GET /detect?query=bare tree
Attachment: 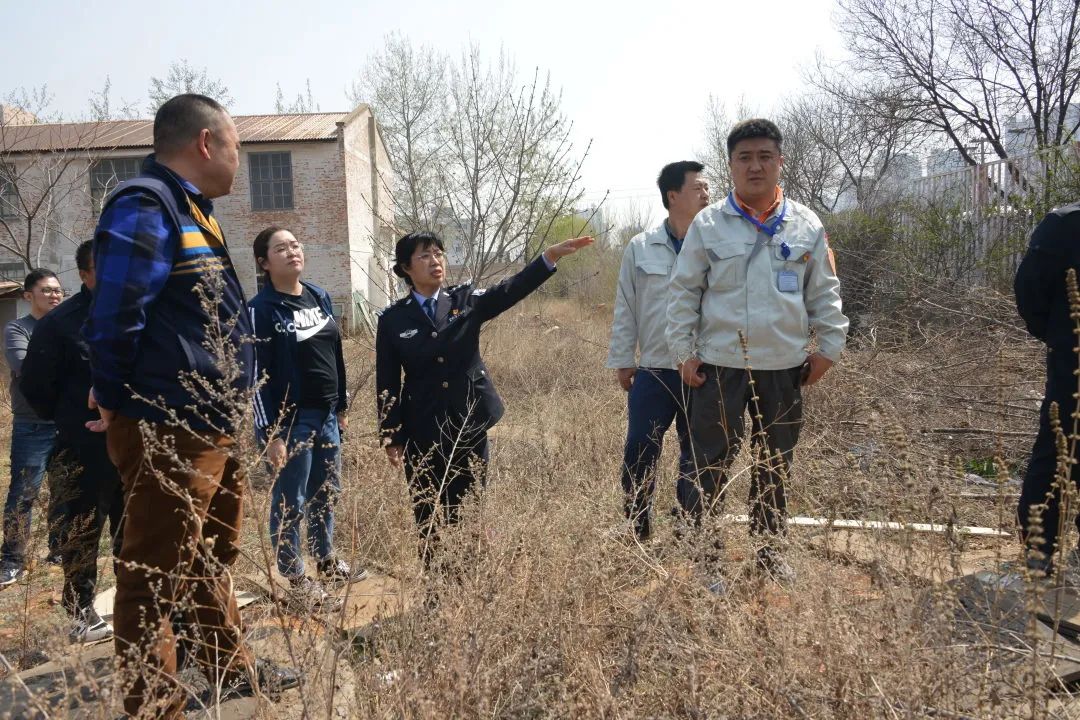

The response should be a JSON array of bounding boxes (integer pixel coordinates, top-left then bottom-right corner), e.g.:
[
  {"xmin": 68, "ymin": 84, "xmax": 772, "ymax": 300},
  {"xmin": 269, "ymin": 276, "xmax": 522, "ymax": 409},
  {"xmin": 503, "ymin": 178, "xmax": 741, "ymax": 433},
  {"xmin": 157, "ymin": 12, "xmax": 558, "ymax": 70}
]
[
  {"xmin": 350, "ymin": 34, "xmax": 449, "ymax": 238},
  {"xmin": 697, "ymin": 94, "xmax": 758, "ymax": 196},
  {"xmin": 352, "ymin": 36, "xmax": 588, "ymax": 283},
  {"xmin": 833, "ymin": 0, "xmax": 1080, "ymax": 165},
  {"xmin": 148, "ymin": 60, "xmax": 233, "ymax": 113},
  {"xmin": 0, "ymin": 88, "xmax": 105, "ymax": 270},
  {"xmin": 779, "ymin": 90, "xmax": 924, "ymax": 213},
  {"xmin": 775, "ymin": 95, "xmax": 849, "ymax": 214},
  {"xmin": 611, "ymin": 200, "xmax": 656, "ymax": 249},
  {"xmin": 88, "ymin": 76, "xmax": 138, "ymax": 121},
  {"xmin": 275, "ymin": 80, "xmax": 319, "ymax": 114}
]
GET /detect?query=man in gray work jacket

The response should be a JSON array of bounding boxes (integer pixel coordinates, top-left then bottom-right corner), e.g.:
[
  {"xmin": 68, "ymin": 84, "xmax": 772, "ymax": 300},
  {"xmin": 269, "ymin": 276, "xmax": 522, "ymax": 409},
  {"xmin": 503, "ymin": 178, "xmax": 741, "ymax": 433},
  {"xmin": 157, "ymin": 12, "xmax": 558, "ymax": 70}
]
[
  {"xmin": 667, "ymin": 119, "xmax": 848, "ymax": 583},
  {"xmin": 607, "ymin": 161, "xmax": 710, "ymax": 541}
]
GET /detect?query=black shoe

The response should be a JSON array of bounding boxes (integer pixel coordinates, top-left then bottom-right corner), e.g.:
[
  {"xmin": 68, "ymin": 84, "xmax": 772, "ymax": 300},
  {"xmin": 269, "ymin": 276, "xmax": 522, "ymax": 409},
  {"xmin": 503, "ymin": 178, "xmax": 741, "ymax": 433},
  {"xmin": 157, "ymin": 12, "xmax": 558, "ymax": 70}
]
[
  {"xmin": 756, "ymin": 547, "xmax": 796, "ymax": 585},
  {"xmin": 317, "ymin": 557, "xmax": 369, "ymax": 584},
  {"xmin": 222, "ymin": 658, "xmax": 302, "ymax": 702},
  {"xmin": 45, "ymin": 552, "xmax": 63, "ymax": 566},
  {"xmin": 634, "ymin": 514, "xmax": 652, "ymax": 542},
  {"xmin": 671, "ymin": 506, "xmax": 700, "ymax": 543},
  {"xmin": 0, "ymin": 564, "xmax": 26, "ymax": 588}
]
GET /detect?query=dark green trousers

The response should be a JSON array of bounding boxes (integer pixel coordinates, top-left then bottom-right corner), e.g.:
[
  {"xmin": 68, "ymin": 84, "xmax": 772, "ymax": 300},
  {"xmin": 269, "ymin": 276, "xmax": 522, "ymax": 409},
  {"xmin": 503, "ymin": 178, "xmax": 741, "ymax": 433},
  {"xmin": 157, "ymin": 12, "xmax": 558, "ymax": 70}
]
[{"xmin": 678, "ymin": 364, "xmax": 804, "ymax": 537}]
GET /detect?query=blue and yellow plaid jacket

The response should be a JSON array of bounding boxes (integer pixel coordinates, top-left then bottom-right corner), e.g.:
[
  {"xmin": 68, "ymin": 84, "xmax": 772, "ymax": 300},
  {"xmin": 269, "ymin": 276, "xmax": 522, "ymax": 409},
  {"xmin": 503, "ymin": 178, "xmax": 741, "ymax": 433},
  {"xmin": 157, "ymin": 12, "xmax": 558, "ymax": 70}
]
[{"xmin": 83, "ymin": 155, "xmax": 254, "ymax": 432}]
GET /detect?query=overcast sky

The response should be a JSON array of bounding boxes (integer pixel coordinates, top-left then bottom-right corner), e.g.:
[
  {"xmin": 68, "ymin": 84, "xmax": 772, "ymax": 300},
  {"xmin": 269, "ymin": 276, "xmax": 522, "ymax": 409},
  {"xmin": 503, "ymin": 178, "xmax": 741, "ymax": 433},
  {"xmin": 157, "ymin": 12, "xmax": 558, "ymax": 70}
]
[{"xmin": 7, "ymin": 0, "xmax": 844, "ymax": 222}]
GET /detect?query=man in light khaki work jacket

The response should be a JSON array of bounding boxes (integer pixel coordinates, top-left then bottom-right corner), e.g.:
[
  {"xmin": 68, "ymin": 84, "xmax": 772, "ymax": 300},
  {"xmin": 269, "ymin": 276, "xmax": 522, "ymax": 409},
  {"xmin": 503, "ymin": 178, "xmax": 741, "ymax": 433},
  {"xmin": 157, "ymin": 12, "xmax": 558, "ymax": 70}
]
[
  {"xmin": 607, "ymin": 161, "xmax": 710, "ymax": 542},
  {"xmin": 666, "ymin": 118, "xmax": 848, "ymax": 584}
]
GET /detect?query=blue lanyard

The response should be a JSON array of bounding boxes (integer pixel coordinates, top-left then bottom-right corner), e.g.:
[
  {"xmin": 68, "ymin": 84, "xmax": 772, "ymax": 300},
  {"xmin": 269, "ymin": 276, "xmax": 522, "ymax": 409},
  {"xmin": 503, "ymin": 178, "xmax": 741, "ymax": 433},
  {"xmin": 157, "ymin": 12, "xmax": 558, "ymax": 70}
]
[{"xmin": 728, "ymin": 192, "xmax": 786, "ymax": 238}]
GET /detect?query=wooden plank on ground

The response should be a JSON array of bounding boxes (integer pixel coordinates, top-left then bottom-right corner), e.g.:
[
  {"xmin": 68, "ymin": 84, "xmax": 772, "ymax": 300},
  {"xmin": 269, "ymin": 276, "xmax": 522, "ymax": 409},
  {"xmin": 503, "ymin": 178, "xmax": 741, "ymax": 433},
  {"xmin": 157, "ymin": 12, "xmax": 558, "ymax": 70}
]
[
  {"xmin": 332, "ymin": 573, "xmax": 415, "ymax": 634},
  {"xmin": 93, "ymin": 586, "xmax": 259, "ymax": 622},
  {"xmin": 241, "ymin": 571, "xmax": 416, "ymax": 634}
]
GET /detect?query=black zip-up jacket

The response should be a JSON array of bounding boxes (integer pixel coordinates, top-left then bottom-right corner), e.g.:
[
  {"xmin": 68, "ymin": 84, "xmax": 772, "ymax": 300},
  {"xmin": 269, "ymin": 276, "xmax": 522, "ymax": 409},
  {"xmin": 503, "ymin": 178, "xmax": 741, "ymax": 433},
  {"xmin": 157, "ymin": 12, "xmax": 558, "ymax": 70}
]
[
  {"xmin": 1015, "ymin": 202, "xmax": 1080, "ymax": 350},
  {"xmin": 20, "ymin": 286, "xmax": 98, "ymax": 443}
]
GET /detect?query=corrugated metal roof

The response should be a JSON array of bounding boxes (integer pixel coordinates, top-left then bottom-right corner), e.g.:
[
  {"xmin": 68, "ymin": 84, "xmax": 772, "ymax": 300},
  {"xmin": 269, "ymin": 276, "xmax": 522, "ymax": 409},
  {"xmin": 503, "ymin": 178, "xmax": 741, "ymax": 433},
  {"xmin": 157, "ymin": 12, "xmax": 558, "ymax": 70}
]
[
  {"xmin": 1, "ymin": 112, "xmax": 350, "ymax": 153},
  {"xmin": 235, "ymin": 113, "xmax": 348, "ymax": 142}
]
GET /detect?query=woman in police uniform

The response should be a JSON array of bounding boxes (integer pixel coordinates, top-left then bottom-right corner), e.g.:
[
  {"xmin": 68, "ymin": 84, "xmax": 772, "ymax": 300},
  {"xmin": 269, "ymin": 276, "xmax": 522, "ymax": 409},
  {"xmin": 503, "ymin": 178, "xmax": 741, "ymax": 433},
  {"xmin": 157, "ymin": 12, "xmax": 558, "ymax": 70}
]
[{"xmin": 376, "ymin": 231, "xmax": 591, "ymax": 559}]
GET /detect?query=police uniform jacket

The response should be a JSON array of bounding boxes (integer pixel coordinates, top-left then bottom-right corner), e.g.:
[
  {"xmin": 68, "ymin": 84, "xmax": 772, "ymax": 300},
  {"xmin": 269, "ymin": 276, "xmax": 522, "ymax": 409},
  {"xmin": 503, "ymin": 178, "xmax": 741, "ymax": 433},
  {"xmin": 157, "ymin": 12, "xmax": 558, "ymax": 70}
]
[
  {"xmin": 376, "ymin": 256, "xmax": 556, "ymax": 448},
  {"xmin": 1015, "ymin": 202, "xmax": 1080, "ymax": 351}
]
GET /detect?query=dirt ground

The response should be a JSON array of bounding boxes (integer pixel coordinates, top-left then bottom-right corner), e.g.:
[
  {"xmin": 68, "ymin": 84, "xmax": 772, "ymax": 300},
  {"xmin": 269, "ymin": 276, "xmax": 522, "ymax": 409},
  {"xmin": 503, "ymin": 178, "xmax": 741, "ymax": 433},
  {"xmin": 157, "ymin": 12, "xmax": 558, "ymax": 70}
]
[{"xmin": 1, "ymin": 291, "xmax": 1072, "ymax": 719}]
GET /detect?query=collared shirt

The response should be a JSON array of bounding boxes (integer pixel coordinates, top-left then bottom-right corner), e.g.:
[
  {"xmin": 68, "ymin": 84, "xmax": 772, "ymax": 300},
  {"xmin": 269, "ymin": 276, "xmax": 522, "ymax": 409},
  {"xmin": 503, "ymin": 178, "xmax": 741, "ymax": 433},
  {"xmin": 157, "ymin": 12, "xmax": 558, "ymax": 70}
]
[
  {"xmin": 411, "ymin": 288, "xmax": 441, "ymax": 325},
  {"xmin": 664, "ymin": 220, "xmax": 684, "ymax": 255},
  {"xmin": 734, "ymin": 186, "xmax": 783, "ymax": 223},
  {"xmin": 411, "ymin": 287, "xmax": 441, "ymax": 308}
]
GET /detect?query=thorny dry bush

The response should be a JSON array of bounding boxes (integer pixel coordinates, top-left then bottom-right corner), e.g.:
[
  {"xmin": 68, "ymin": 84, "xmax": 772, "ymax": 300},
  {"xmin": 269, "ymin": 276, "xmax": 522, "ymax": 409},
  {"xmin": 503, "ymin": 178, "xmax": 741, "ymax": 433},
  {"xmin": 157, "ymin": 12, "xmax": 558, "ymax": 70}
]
[{"xmin": 4, "ymin": 255, "xmax": 1080, "ymax": 718}]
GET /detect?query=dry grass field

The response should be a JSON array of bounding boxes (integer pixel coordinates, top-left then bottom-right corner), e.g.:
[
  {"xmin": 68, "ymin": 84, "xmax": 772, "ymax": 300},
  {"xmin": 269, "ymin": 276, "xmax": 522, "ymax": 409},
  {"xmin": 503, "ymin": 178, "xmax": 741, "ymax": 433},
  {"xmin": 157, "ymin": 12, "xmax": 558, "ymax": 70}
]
[{"xmin": 1, "ymin": 282, "xmax": 1075, "ymax": 719}]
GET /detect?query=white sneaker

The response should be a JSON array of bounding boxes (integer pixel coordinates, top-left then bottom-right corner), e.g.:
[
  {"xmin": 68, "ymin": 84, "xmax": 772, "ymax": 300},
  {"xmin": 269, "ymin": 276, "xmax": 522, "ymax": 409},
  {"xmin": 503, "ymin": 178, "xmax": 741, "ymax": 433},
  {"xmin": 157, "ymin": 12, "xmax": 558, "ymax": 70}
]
[{"xmin": 70, "ymin": 608, "xmax": 113, "ymax": 643}]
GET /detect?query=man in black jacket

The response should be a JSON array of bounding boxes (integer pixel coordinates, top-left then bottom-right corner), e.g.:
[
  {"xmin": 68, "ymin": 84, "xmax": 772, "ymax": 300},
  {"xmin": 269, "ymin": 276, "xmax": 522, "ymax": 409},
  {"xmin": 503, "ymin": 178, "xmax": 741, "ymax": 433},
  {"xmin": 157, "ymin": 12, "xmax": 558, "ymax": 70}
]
[
  {"xmin": 1015, "ymin": 202, "xmax": 1080, "ymax": 574},
  {"xmin": 21, "ymin": 241, "xmax": 121, "ymax": 642}
]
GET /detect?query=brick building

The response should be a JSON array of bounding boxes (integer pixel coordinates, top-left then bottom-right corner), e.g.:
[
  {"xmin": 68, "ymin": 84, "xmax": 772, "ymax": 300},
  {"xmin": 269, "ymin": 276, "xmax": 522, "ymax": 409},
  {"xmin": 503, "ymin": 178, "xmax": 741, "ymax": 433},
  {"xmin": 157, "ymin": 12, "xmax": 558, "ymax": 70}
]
[{"xmin": 0, "ymin": 106, "xmax": 396, "ymax": 330}]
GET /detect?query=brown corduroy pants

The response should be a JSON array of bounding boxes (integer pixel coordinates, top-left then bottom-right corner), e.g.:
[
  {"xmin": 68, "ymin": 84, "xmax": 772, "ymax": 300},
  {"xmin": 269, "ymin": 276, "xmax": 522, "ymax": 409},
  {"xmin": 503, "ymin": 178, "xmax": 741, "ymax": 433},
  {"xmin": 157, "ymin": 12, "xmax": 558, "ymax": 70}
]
[{"xmin": 106, "ymin": 414, "xmax": 251, "ymax": 719}]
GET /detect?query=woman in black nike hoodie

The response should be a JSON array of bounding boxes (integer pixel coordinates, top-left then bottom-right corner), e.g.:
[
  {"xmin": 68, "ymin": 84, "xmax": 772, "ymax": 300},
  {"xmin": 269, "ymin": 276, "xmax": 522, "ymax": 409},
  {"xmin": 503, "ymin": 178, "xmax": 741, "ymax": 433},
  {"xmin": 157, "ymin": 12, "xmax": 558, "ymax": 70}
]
[{"xmin": 250, "ymin": 226, "xmax": 365, "ymax": 609}]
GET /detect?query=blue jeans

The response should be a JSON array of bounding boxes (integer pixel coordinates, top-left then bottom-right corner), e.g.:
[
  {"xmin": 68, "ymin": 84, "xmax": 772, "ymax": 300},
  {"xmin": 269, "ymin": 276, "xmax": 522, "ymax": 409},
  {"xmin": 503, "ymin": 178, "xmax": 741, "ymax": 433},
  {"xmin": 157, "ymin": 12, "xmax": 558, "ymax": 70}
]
[
  {"xmin": 269, "ymin": 408, "xmax": 341, "ymax": 578},
  {"xmin": 1, "ymin": 420, "xmax": 59, "ymax": 568},
  {"xmin": 621, "ymin": 368, "xmax": 693, "ymax": 538}
]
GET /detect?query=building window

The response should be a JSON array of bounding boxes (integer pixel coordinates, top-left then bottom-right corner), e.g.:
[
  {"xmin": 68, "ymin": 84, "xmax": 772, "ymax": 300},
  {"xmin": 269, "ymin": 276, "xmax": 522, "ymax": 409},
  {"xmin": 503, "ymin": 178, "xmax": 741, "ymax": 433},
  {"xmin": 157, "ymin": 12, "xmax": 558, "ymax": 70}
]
[
  {"xmin": 249, "ymin": 152, "xmax": 294, "ymax": 211},
  {"xmin": 90, "ymin": 157, "xmax": 142, "ymax": 211},
  {"xmin": 0, "ymin": 165, "xmax": 18, "ymax": 219},
  {"xmin": 255, "ymin": 268, "xmax": 267, "ymax": 294},
  {"xmin": 0, "ymin": 261, "xmax": 25, "ymax": 283}
]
